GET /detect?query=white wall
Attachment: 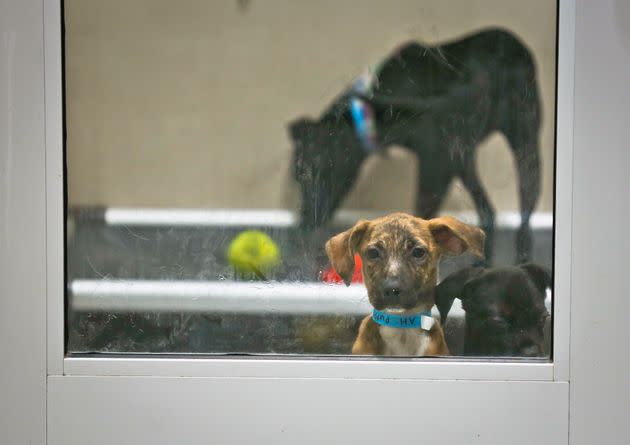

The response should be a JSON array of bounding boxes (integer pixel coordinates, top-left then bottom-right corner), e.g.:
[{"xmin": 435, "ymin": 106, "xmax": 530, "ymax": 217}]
[{"xmin": 65, "ymin": 0, "xmax": 557, "ymax": 214}]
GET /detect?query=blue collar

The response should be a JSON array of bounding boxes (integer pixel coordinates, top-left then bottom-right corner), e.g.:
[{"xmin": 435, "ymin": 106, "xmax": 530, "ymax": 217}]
[
  {"xmin": 349, "ymin": 66, "xmax": 380, "ymax": 153},
  {"xmin": 349, "ymin": 97, "xmax": 378, "ymax": 153},
  {"xmin": 372, "ymin": 309, "xmax": 433, "ymax": 330}
]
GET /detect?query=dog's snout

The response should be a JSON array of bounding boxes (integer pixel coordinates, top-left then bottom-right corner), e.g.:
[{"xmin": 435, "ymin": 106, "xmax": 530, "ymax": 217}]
[{"xmin": 382, "ymin": 279, "xmax": 402, "ymax": 299}]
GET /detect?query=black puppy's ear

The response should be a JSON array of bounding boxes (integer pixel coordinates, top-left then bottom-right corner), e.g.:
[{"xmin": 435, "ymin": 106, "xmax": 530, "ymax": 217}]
[
  {"xmin": 288, "ymin": 117, "xmax": 315, "ymax": 141},
  {"xmin": 435, "ymin": 267, "xmax": 484, "ymax": 323},
  {"xmin": 520, "ymin": 263, "xmax": 552, "ymax": 296}
]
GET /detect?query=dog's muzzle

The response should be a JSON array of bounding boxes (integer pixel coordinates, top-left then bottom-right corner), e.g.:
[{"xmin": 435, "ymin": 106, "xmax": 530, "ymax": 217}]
[{"xmin": 375, "ymin": 279, "xmax": 429, "ymax": 310}]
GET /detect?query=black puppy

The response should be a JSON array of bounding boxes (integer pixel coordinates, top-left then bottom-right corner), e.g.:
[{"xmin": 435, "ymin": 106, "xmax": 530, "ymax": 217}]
[
  {"xmin": 435, "ymin": 263, "xmax": 551, "ymax": 357},
  {"xmin": 289, "ymin": 28, "xmax": 541, "ymax": 263}
]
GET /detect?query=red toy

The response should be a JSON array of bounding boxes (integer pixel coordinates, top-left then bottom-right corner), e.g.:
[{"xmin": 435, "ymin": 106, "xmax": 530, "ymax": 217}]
[{"xmin": 321, "ymin": 253, "xmax": 364, "ymax": 284}]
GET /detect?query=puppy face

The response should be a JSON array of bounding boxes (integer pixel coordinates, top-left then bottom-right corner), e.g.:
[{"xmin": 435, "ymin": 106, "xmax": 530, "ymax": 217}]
[
  {"xmin": 288, "ymin": 117, "xmax": 364, "ymax": 229},
  {"xmin": 436, "ymin": 264, "xmax": 550, "ymax": 357},
  {"xmin": 326, "ymin": 213, "xmax": 485, "ymax": 311}
]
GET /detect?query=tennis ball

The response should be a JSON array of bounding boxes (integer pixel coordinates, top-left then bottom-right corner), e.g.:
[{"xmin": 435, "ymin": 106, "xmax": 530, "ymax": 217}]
[{"xmin": 227, "ymin": 230, "xmax": 280, "ymax": 277}]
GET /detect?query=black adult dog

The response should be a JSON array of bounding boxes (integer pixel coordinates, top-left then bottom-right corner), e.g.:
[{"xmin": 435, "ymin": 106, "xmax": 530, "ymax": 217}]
[
  {"xmin": 289, "ymin": 28, "xmax": 541, "ymax": 263},
  {"xmin": 435, "ymin": 263, "xmax": 551, "ymax": 356}
]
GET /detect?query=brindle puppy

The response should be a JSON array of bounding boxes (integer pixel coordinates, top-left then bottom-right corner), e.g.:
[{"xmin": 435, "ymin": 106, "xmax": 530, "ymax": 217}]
[{"xmin": 325, "ymin": 212, "xmax": 485, "ymax": 356}]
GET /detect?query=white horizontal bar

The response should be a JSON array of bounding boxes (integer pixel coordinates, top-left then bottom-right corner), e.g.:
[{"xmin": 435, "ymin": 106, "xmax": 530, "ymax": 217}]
[
  {"xmin": 63, "ymin": 356, "xmax": 553, "ymax": 381},
  {"xmin": 105, "ymin": 208, "xmax": 297, "ymax": 228},
  {"xmin": 102, "ymin": 208, "xmax": 553, "ymax": 229},
  {"xmin": 69, "ymin": 279, "xmax": 552, "ymax": 316},
  {"xmin": 70, "ymin": 280, "xmax": 372, "ymax": 315}
]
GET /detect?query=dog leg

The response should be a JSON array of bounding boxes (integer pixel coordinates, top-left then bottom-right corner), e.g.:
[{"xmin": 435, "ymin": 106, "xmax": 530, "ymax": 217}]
[
  {"xmin": 459, "ymin": 155, "xmax": 495, "ymax": 264},
  {"xmin": 499, "ymin": 69, "xmax": 542, "ymax": 263},
  {"xmin": 351, "ymin": 316, "xmax": 381, "ymax": 355},
  {"xmin": 425, "ymin": 323, "xmax": 450, "ymax": 356},
  {"xmin": 513, "ymin": 146, "xmax": 540, "ymax": 263},
  {"xmin": 416, "ymin": 159, "xmax": 453, "ymax": 219}
]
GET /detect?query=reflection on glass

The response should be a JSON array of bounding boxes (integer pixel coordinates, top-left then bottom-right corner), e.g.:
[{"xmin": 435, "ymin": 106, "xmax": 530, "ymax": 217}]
[{"xmin": 65, "ymin": 0, "xmax": 556, "ymax": 358}]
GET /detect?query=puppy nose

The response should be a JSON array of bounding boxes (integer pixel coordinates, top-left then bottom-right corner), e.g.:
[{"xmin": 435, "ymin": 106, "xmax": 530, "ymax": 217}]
[{"xmin": 382, "ymin": 280, "xmax": 402, "ymax": 299}]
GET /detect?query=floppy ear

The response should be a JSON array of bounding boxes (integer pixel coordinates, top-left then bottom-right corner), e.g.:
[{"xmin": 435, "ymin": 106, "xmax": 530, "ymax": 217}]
[
  {"xmin": 428, "ymin": 216, "xmax": 485, "ymax": 259},
  {"xmin": 324, "ymin": 220, "xmax": 370, "ymax": 286},
  {"xmin": 288, "ymin": 117, "xmax": 315, "ymax": 142},
  {"xmin": 520, "ymin": 263, "xmax": 552, "ymax": 296},
  {"xmin": 435, "ymin": 267, "xmax": 484, "ymax": 323}
]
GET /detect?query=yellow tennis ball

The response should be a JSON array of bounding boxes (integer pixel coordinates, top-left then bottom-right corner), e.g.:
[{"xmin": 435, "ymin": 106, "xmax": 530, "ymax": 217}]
[{"xmin": 227, "ymin": 230, "xmax": 280, "ymax": 275}]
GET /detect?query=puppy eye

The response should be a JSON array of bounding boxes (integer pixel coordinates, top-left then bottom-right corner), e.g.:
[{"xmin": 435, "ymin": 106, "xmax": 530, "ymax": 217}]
[
  {"xmin": 411, "ymin": 246, "xmax": 427, "ymax": 259},
  {"xmin": 366, "ymin": 247, "xmax": 380, "ymax": 260}
]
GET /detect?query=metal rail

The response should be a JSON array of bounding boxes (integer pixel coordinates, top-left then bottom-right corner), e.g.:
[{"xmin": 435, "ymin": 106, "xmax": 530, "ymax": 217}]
[{"xmin": 70, "ymin": 279, "xmax": 552, "ymax": 317}]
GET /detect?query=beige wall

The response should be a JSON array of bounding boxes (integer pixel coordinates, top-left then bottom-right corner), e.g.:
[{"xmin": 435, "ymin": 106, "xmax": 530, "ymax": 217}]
[{"xmin": 65, "ymin": 0, "xmax": 556, "ymax": 213}]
